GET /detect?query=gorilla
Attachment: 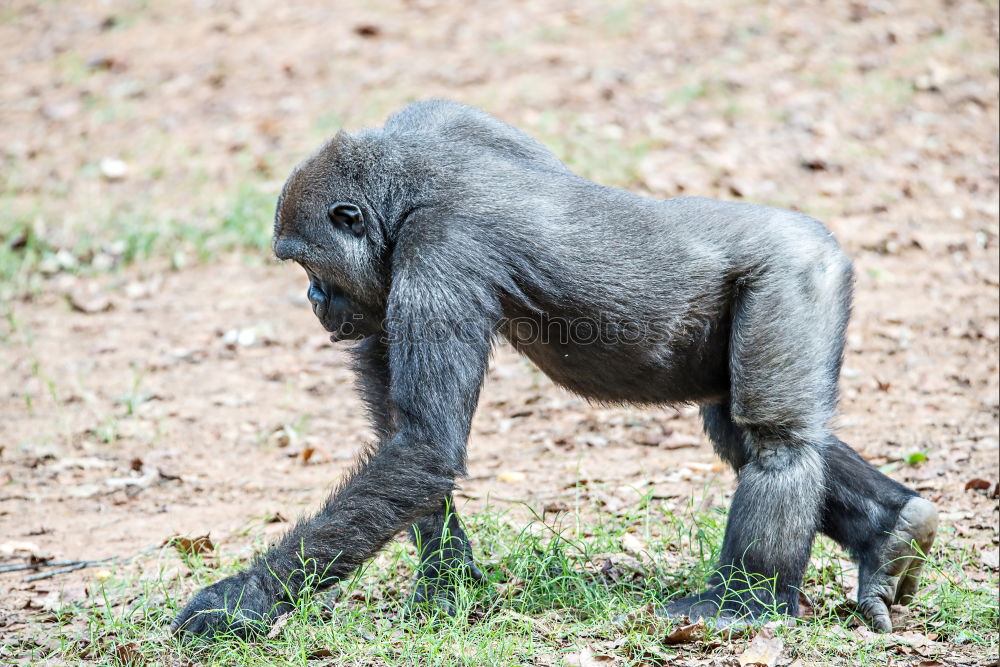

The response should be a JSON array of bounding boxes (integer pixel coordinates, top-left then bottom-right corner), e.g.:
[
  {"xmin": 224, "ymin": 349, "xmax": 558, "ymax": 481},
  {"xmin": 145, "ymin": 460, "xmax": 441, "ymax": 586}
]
[{"xmin": 173, "ymin": 100, "xmax": 936, "ymax": 639}]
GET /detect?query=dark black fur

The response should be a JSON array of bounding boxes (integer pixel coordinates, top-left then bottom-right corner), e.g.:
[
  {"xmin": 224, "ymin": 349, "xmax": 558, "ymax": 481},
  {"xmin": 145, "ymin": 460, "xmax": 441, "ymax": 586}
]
[{"xmin": 173, "ymin": 100, "xmax": 936, "ymax": 639}]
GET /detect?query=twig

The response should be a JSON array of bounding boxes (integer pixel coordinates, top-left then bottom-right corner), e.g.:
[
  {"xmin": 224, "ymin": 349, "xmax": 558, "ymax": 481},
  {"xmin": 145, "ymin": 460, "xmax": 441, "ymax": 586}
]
[
  {"xmin": 0, "ymin": 558, "xmax": 111, "ymax": 574},
  {"xmin": 8, "ymin": 544, "xmax": 162, "ymax": 583},
  {"xmin": 25, "ymin": 562, "xmax": 89, "ymax": 582}
]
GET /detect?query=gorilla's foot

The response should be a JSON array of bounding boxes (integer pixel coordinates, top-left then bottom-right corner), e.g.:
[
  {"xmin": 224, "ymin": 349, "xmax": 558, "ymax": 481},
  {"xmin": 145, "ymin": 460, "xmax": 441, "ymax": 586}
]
[
  {"xmin": 172, "ymin": 570, "xmax": 291, "ymax": 641},
  {"xmin": 857, "ymin": 495, "xmax": 938, "ymax": 632},
  {"xmin": 662, "ymin": 582, "xmax": 788, "ymax": 632},
  {"xmin": 403, "ymin": 552, "xmax": 485, "ymax": 617}
]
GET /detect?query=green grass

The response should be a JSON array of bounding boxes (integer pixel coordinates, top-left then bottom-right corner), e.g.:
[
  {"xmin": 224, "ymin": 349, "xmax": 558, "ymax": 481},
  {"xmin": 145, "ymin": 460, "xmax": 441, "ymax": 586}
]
[
  {"xmin": 0, "ymin": 181, "xmax": 275, "ymax": 300},
  {"xmin": 6, "ymin": 494, "xmax": 996, "ymax": 666}
]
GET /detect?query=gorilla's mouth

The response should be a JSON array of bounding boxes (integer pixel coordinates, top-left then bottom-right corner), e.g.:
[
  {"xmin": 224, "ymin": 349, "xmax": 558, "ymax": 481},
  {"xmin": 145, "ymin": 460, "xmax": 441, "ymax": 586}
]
[
  {"xmin": 307, "ymin": 276, "xmax": 365, "ymax": 342},
  {"xmin": 324, "ymin": 315, "xmax": 366, "ymax": 342},
  {"xmin": 327, "ymin": 324, "xmax": 349, "ymax": 342}
]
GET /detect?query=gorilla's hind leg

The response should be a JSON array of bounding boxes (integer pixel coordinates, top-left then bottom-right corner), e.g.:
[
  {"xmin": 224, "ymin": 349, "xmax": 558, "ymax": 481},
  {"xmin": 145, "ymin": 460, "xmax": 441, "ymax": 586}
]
[
  {"xmin": 667, "ymin": 248, "xmax": 851, "ymax": 628},
  {"xmin": 691, "ymin": 401, "xmax": 937, "ymax": 630},
  {"xmin": 665, "ymin": 433, "xmax": 824, "ymax": 627},
  {"xmin": 821, "ymin": 438, "xmax": 937, "ymax": 631}
]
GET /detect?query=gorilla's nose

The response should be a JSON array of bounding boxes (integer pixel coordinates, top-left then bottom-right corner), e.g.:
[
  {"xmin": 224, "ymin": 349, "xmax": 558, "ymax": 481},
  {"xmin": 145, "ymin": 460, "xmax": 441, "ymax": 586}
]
[{"xmin": 307, "ymin": 282, "xmax": 328, "ymax": 319}]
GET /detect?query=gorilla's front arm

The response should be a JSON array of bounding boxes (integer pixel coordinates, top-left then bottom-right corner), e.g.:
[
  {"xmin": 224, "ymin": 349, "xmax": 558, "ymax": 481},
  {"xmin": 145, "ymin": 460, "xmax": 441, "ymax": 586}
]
[{"xmin": 173, "ymin": 228, "xmax": 494, "ymax": 638}]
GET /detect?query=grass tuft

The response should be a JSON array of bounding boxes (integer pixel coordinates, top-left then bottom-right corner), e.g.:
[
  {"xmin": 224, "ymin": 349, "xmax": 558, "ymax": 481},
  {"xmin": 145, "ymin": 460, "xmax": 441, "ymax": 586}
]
[
  {"xmin": 6, "ymin": 495, "xmax": 995, "ymax": 665},
  {"xmin": 0, "ymin": 182, "xmax": 276, "ymax": 300}
]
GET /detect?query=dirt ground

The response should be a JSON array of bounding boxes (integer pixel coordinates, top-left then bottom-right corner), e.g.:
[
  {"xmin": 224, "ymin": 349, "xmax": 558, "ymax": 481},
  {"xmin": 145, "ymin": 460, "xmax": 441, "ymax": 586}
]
[{"xmin": 0, "ymin": 0, "xmax": 998, "ymax": 663}]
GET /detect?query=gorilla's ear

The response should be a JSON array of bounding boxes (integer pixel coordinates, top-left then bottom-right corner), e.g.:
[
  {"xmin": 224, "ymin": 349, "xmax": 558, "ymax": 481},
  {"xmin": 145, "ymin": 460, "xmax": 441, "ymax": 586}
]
[{"xmin": 328, "ymin": 202, "xmax": 365, "ymax": 237}]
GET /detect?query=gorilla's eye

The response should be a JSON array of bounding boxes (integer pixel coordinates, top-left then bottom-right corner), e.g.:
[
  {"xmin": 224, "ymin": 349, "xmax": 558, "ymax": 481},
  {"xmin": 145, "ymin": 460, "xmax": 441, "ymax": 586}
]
[{"xmin": 328, "ymin": 202, "xmax": 365, "ymax": 237}]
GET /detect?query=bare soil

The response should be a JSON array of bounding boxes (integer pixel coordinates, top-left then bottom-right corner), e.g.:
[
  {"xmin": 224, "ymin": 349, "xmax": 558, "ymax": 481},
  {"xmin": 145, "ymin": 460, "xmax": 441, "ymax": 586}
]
[{"xmin": 0, "ymin": 0, "xmax": 997, "ymax": 661}]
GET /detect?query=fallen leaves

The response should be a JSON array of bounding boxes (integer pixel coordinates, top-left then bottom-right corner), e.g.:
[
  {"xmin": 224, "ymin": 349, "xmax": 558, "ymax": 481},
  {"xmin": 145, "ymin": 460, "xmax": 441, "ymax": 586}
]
[
  {"xmin": 662, "ymin": 620, "xmax": 710, "ymax": 645},
  {"xmin": 615, "ymin": 603, "xmax": 709, "ymax": 644},
  {"xmin": 964, "ymin": 477, "xmax": 999, "ymax": 497},
  {"xmin": 300, "ymin": 445, "xmax": 316, "ymax": 464},
  {"xmin": 113, "ymin": 641, "xmax": 145, "ymax": 666},
  {"xmin": 265, "ymin": 612, "xmax": 293, "ymax": 639},
  {"xmin": 563, "ymin": 646, "xmax": 616, "ymax": 666},
  {"xmin": 852, "ymin": 626, "xmax": 960, "ymax": 661},
  {"xmin": 165, "ymin": 534, "xmax": 215, "ymax": 561},
  {"xmin": 737, "ymin": 625, "xmax": 784, "ymax": 667}
]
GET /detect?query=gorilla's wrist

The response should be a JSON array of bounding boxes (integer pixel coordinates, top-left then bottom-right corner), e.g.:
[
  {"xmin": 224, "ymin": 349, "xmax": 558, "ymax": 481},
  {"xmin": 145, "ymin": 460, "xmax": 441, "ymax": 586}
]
[{"xmin": 253, "ymin": 548, "xmax": 342, "ymax": 602}]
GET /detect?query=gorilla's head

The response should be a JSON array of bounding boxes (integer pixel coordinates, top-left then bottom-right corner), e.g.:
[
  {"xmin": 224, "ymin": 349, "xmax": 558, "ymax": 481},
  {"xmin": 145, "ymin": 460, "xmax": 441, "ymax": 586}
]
[{"xmin": 272, "ymin": 132, "xmax": 390, "ymax": 341}]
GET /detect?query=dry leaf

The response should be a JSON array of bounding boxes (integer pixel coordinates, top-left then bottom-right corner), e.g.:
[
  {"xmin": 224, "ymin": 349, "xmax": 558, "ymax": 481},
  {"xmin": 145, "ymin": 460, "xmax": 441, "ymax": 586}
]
[
  {"xmin": 563, "ymin": 646, "xmax": 617, "ymax": 666},
  {"xmin": 797, "ymin": 591, "xmax": 814, "ymax": 619},
  {"xmin": 265, "ymin": 612, "xmax": 292, "ymax": 639},
  {"xmin": 497, "ymin": 471, "xmax": 526, "ymax": 483},
  {"xmin": 166, "ymin": 534, "xmax": 215, "ymax": 557},
  {"xmin": 308, "ymin": 648, "xmax": 335, "ymax": 659},
  {"xmin": 114, "ymin": 642, "xmax": 144, "ymax": 666},
  {"xmin": 663, "ymin": 620, "xmax": 707, "ymax": 644},
  {"xmin": 964, "ymin": 478, "xmax": 993, "ymax": 491},
  {"xmin": 738, "ymin": 631, "xmax": 784, "ymax": 666}
]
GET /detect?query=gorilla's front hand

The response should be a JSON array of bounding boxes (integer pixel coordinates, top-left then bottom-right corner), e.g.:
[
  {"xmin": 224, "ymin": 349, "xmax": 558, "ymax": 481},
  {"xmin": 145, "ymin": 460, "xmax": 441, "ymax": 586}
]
[{"xmin": 172, "ymin": 569, "xmax": 291, "ymax": 640}]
